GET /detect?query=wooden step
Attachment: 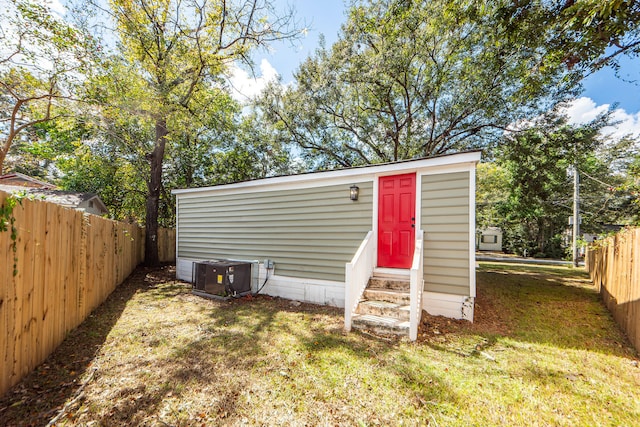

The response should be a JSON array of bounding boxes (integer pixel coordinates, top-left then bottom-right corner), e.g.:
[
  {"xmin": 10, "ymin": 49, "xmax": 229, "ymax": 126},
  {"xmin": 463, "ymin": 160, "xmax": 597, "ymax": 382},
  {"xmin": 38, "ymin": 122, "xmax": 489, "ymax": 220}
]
[
  {"xmin": 351, "ymin": 314, "xmax": 410, "ymax": 336},
  {"xmin": 356, "ymin": 300, "xmax": 410, "ymax": 321},
  {"xmin": 363, "ymin": 288, "xmax": 410, "ymax": 305}
]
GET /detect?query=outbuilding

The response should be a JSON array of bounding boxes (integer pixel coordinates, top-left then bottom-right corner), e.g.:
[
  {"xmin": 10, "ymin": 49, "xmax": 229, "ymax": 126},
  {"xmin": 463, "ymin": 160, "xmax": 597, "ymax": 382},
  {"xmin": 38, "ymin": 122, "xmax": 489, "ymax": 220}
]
[
  {"xmin": 172, "ymin": 151, "xmax": 481, "ymax": 340},
  {"xmin": 477, "ymin": 227, "xmax": 503, "ymax": 251}
]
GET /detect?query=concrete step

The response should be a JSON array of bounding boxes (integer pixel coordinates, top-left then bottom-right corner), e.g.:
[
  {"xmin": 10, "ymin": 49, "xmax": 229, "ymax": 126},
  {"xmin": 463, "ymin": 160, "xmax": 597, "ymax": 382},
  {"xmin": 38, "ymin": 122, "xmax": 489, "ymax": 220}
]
[
  {"xmin": 363, "ymin": 288, "xmax": 410, "ymax": 305},
  {"xmin": 367, "ymin": 277, "xmax": 410, "ymax": 291},
  {"xmin": 372, "ymin": 268, "xmax": 410, "ymax": 279},
  {"xmin": 351, "ymin": 314, "xmax": 409, "ymax": 336},
  {"xmin": 356, "ymin": 300, "xmax": 410, "ymax": 321}
]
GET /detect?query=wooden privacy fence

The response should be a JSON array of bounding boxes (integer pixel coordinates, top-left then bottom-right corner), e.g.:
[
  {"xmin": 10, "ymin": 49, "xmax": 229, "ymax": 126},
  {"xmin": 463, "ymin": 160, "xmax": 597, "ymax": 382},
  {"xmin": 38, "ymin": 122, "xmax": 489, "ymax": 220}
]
[
  {"xmin": 586, "ymin": 227, "xmax": 640, "ymax": 353},
  {"xmin": 158, "ymin": 227, "xmax": 176, "ymax": 264},
  {"xmin": 0, "ymin": 190, "xmax": 175, "ymax": 397}
]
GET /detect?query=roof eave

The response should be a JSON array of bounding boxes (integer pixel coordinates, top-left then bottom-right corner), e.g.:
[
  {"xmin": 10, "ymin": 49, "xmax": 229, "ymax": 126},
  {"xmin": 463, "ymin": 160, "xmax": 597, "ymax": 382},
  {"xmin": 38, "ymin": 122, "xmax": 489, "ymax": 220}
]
[{"xmin": 172, "ymin": 150, "xmax": 482, "ymax": 196}]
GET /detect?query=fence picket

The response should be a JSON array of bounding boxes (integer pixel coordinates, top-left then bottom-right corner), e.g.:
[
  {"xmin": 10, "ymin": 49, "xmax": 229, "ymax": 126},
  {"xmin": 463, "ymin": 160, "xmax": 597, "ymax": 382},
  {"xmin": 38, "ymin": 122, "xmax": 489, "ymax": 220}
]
[
  {"xmin": 0, "ymin": 191, "xmax": 7, "ymax": 393},
  {"xmin": 0, "ymin": 190, "xmax": 175, "ymax": 397},
  {"xmin": 587, "ymin": 228, "xmax": 640, "ymax": 353},
  {"xmin": 17, "ymin": 199, "xmax": 34, "ymax": 379},
  {"xmin": 32, "ymin": 202, "xmax": 46, "ymax": 366}
]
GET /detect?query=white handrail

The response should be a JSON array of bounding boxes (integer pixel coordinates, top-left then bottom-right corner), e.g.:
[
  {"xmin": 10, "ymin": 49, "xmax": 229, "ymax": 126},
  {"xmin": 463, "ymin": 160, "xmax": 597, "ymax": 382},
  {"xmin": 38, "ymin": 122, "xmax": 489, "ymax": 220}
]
[
  {"xmin": 344, "ymin": 231, "xmax": 375, "ymax": 331},
  {"xmin": 409, "ymin": 230, "xmax": 424, "ymax": 341}
]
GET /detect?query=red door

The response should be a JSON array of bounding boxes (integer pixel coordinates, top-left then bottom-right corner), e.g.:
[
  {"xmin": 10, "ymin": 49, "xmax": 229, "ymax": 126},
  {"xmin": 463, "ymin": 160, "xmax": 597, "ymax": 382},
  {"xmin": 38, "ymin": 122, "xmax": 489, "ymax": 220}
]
[{"xmin": 377, "ymin": 173, "xmax": 416, "ymax": 268}]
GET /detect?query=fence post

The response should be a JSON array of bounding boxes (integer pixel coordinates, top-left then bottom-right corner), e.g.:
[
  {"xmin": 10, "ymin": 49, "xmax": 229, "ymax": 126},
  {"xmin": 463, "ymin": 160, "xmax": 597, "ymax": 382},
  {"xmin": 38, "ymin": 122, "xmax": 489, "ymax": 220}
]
[
  {"xmin": 0, "ymin": 192, "xmax": 154, "ymax": 397},
  {"xmin": 587, "ymin": 228, "xmax": 640, "ymax": 353}
]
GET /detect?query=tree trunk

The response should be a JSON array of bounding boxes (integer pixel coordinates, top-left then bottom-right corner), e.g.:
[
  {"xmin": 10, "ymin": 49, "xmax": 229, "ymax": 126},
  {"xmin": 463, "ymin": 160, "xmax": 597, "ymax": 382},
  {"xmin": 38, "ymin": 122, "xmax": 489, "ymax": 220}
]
[
  {"xmin": 0, "ymin": 149, "xmax": 7, "ymax": 176},
  {"xmin": 0, "ymin": 132, "xmax": 14, "ymax": 175},
  {"xmin": 537, "ymin": 218, "xmax": 545, "ymax": 254},
  {"xmin": 145, "ymin": 118, "xmax": 168, "ymax": 266}
]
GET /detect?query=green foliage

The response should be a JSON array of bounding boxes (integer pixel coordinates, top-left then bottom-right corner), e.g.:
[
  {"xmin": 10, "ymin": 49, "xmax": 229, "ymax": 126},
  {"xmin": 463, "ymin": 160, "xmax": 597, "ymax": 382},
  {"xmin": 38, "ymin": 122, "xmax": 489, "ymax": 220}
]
[
  {"xmin": 0, "ymin": 195, "xmax": 19, "ymax": 233},
  {"xmin": 88, "ymin": 0, "xmax": 300, "ymax": 263},
  {"xmin": 208, "ymin": 113, "xmax": 302, "ymax": 184},
  {"xmin": 491, "ymin": 1, "xmax": 640, "ymax": 80},
  {"xmin": 611, "ymin": 145, "xmax": 640, "ymax": 222},
  {"xmin": 482, "ymin": 111, "xmax": 623, "ymax": 256},
  {"xmin": 482, "ymin": 106, "xmax": 640, "ymax": 257},
  {"xmin": 42, "ymin": 80, "xmax": 298, "ymax": 226},
  {"xmin": 476, "ymin": 163, "xmax": 510, "ymax": 231},
  {"xmin": 57, "ymin": 140, "xmax": 148, "ymax": 223},
  {"xmin": 0, "ymin": 0, "xmax": 95, "ymax": 174},
  {"xmin": 5, "ymin": 0, "xmax": 639, "ymax": 244},
  {"xmin": 550, "ymin": 0, "xmax": 640, "ymax": 72},
  {"xmin": 0, "ymin": 193, "xmax": 24, "ymax": 276},
  {"xmin": 259, "ymin": 0, "xmax": 578, "ymax": 167}
]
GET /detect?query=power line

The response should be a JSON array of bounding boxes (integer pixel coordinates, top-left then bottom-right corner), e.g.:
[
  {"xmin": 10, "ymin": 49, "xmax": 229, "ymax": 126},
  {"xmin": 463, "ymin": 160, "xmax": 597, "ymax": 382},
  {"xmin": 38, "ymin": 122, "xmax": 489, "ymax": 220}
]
[{"xmin": 579, "ymin": 169, "xmax": 616, "ymax": 189}]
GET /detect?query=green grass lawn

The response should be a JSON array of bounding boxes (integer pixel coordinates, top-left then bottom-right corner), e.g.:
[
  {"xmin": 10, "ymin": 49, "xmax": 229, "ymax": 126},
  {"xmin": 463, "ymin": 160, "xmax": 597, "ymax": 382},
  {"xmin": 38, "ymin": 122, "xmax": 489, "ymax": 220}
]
[{"xmin": 1, "ymin": 263, "xmax": 638, "ymax": 426}]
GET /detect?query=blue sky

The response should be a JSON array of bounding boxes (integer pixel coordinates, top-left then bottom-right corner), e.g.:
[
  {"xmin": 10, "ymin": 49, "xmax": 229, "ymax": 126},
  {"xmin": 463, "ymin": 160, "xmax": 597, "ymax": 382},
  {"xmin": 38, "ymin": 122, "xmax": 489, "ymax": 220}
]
[
  {"xmin": 239, "ymin": 0, "xmax": 640, "ymax": 138},
  {"xmin": 263, "ymin": 0, "xmax": 346, "ymax": 83},
  {"xmin": 581, "ymin": 55, "xmax": 640, "ymax": 113},
  {"xmin": 264, "ymin": 0, "xmax": 639, "ymax": 111},
  {"xmin": 43, "ymin": 0, "xmax": 640, "ymax": 137}
]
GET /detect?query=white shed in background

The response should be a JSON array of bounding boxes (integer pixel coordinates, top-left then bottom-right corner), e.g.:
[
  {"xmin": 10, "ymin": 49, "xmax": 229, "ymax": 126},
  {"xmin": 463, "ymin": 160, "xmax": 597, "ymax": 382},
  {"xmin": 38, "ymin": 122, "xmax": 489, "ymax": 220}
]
[{"xmin": 477, "ymin": 227, "xmax": 503, "ymax": 251}]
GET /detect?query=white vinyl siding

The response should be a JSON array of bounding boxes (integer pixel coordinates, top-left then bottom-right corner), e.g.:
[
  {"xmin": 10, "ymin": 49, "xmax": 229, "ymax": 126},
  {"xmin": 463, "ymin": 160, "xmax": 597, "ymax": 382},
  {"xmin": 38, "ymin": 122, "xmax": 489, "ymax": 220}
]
[
  {"xmin": 421, "ymin": 172, "xmax": 471, "ymax": 296},
  {"xmin": 177, "ymin": 182, "xmax": 373, "ymax": 282}
]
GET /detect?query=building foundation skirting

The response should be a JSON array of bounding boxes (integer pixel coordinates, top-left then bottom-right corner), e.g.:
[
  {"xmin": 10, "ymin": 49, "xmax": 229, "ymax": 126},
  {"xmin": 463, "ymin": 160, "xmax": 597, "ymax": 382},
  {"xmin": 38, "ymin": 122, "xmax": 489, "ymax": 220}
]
[
  {"xmin": 177, "ymin": 258, "xmax": 345, "ymax": 308},
  {"xmin": 422, "ymin": 291, "xmax": 474, "ymax": 322},
  {"xmin": 179, "ymin": 258, "xmax": 474, "ymax": 319}
]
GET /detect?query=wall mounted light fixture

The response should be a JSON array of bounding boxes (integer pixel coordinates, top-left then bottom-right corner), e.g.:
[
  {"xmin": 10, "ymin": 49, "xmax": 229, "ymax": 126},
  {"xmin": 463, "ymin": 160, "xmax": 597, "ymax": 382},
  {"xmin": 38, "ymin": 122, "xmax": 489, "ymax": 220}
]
[{"xmin": 350, "ymin": 185, "xmax": 359, "ymax": 201}]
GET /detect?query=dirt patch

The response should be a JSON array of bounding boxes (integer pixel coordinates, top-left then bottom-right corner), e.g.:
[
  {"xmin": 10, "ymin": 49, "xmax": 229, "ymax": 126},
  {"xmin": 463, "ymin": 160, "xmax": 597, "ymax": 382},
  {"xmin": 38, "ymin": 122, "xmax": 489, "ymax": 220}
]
[
  {"xmin": 0, "ymin": 265, "xmax": 552, "ymax": 425},
  {"xmin": 1, "ymin": 264, "xmax": 638, "ymax": 427},
  {"xmin": 415, "ymin": 276, "xmax": 512, "ymax": 344}
]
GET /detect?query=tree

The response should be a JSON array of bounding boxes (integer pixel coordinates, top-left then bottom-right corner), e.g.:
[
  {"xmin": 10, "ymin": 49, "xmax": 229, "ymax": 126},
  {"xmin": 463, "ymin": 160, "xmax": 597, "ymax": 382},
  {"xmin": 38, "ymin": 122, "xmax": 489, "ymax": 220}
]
[
  {"xmin": 0, "ymin": 0, "xmax": 92, "ymax": 174},
  {"xmin": 493, "ymin": 111, "xmax": 613, "ymax": 256},
  {"xmin": 216, "ymin": 112, "xmax": 301, "ymax": 180},
  {"xmin": 622, "ymin": 153, "xmax": 640, "ymax": 222},
  {"xmin": 476, "ymin": 162, "xmax": 510, "ymax": 232},
  {"xmin": 54, "ymin": 103, "xmax": 152, "ymax": 223},
  {"xmin": 258, "ymin": 0, "xmax": 578, "ymax": 168},
  {"xmin": 87, "ymin": 0, "xmax": 299, "ymax": 265},
  {"xmin": 543, "ymin": 0, "xmax": 640, "ymax": 73},
  {"xmin": 12, "ymin": 53, "xmax": 298, "ymax": 228},
  {"xmin": 590, "ymin": 136, "xmax": 640, "ymax": 225}
]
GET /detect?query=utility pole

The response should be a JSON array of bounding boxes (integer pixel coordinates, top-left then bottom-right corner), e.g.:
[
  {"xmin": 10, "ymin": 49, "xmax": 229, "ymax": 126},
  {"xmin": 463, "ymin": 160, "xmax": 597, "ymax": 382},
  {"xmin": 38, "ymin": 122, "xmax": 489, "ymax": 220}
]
[{"xmin": 572, "ymin": 165, "xmax": 580, "ymax": 267}]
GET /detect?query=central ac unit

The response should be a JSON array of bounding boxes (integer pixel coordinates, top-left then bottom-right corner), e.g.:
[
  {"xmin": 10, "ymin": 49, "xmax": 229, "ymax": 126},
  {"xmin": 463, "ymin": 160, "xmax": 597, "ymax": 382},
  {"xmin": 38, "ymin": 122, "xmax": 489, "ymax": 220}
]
[{"xmin": 193, "ymin": 260, "xmax": 252, "ymax": 298}]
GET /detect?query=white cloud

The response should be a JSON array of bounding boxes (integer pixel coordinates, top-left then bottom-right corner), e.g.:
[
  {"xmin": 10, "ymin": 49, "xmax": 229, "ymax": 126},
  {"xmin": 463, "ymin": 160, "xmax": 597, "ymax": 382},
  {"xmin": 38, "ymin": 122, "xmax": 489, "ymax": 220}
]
[
  {"xmin": 563, "ymin": 97, "xmax": 609, "ymax": 125},
  {"xmin": 228, "ymin": 59, "xmax": 280, "ymax": 102},
  {"xmin": 605, "ymin": 108, "xmax": 640, "ymax": 140},
  {"xmin": 563, "ymin": 97, "xmax": 640, "ymax": 140}
]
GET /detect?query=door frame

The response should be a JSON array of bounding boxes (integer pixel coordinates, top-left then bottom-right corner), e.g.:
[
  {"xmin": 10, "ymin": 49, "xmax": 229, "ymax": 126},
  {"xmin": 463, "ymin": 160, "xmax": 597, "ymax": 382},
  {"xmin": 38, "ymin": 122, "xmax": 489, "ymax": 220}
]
[{"xmin": 372, "ymin": 170, "xmax": 422, "ymax": 268}]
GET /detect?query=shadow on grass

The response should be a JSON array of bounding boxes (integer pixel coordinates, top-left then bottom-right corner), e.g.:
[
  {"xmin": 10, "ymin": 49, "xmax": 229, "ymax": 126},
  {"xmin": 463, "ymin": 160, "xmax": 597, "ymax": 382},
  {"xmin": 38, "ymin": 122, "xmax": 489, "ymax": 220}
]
[
  {"xmin": 95, "ymin": 293, "xmax": 459, "ymax": 425},
  {"xmin": 11, "ymin": 262, "xmax": 633, "ymax": 425},
  {"xmin": 476, "ymin": 263, "xmax": 637, "ymax": 359},
  {"xmin": 0, "ymin": 265, "xmax": 173, "ymax": 427}
]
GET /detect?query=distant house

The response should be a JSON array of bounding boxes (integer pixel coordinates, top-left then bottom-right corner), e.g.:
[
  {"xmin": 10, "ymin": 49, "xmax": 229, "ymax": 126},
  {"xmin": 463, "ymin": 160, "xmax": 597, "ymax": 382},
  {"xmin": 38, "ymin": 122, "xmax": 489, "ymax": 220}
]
[
  {"xmin": 0, "ymin": 178, "xmax": 109, "ymax": 217},
  {"xmin": 477, "ymin": 227, "xmax": 502, "ymax": 251},
  {"xmin": 0, "ymin": 172, "xmax": 57, "ymax": 189}
]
